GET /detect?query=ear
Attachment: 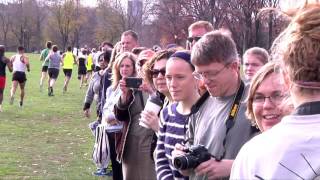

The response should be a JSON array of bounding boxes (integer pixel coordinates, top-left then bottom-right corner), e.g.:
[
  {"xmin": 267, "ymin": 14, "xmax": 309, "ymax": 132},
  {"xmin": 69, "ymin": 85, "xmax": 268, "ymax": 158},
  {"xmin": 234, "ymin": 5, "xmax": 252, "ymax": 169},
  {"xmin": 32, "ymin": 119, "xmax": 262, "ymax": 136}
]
[{"xmin": 230, "ymin": 60, "xmax": 240, "ymax": 71}]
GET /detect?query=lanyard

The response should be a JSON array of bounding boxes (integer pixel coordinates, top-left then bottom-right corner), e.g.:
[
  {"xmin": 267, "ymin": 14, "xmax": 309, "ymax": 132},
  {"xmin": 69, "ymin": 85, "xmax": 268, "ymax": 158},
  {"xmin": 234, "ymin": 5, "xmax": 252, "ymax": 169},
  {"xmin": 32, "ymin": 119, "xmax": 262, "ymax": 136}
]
[
  {"xmin": 216, "ymin": 80, "xmax": 245, "ymax": 161},
  {"xmin": 183, "ymin": 81, "xmax": 245, "ymax": 161}
]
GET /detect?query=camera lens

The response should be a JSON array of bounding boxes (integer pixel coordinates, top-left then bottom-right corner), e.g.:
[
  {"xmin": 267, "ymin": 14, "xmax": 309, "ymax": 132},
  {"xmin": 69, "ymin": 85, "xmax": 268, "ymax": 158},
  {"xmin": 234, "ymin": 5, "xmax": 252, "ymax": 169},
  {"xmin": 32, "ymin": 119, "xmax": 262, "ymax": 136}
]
[{"xmin": 173, "ymin": 156, "xmax": 188, "ymax": 170}]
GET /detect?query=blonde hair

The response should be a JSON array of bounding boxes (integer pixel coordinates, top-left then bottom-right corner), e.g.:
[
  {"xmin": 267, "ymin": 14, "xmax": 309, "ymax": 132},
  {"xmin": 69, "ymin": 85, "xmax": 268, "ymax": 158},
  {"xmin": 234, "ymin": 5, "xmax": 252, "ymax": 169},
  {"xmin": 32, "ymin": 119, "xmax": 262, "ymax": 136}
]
[
  {"xmin": 111, "ymin": 52, "xmax": 137, "ymax": 90},
  {"xmin": 271, "ymin": 2, "xmax": 320, "ymax": 92},
  {"xmin": 243, "ymin": 47, "xmax": 269, "ymax": 65},
  {"xmin": 108, "ymin": 41, "xmax": 122, "ymax": 70},
  {"xmin": 246, "ymin": 61, "xmax": 280, "ymax": 126},
  {"xmin": 188, "ymin": 21, "xmax": 214, "ymax": 33}
]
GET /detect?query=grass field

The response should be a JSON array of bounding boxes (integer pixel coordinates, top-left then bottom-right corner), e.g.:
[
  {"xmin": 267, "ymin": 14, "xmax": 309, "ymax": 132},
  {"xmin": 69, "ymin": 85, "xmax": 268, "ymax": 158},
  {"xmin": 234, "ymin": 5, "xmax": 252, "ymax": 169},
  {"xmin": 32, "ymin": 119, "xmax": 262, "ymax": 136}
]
[{"xmin": 1, "ymin": 52, "xmax": 110, "ymax": 179}]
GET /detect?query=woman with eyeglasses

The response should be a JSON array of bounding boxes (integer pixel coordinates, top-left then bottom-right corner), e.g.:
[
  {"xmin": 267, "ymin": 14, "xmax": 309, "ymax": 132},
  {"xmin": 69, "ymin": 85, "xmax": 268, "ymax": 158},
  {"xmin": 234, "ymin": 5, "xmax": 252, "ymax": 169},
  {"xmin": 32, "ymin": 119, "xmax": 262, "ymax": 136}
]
[
  {"xmin": 137, "ymin": 49, "xmax": 176, "ymax": 179},
  {"xmin": 140, "ymin": 49, "xmax": 176, "ymax": 132},
  {"xmin": 246, "ymin": 61, "xmax": 292, "ymax": 132},
  {"xmin": 231, "ymin": 2, "xmax": 320, "ymax": 178},
  {"xmin": 156, "ymin": 51, "xmax": 200, "ymax": 180}
]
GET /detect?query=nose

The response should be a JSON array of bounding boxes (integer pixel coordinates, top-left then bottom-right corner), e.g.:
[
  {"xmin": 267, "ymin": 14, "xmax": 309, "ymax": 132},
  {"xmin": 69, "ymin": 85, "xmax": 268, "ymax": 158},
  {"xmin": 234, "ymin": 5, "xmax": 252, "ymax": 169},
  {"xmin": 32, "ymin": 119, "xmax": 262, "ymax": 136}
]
[
  {"xmin": 246, "ymin": 65, "xmax": 254, "ymax": 70},
  {"xmin": 169, "ymin": 78, "xmax": 178, "ymax": 89},
  {"xmin": 262, "ymin": 97, "xmax": 274, "ymax": 109},
  {"xmin": 157, "ymin": 72, "xmax": 164, "ymax": 78},
  {"xmin": 201, "ymin": 76, "xmax": 211, "ymax": 86}
]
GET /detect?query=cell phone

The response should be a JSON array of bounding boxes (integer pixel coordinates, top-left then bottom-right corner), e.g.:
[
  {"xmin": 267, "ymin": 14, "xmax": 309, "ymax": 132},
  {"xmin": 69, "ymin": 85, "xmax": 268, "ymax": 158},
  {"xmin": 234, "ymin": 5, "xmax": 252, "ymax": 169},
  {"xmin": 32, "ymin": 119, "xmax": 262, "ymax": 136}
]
[{"xmin": 125, "ymin": 77, "xmax": 143, "ymax": 89}]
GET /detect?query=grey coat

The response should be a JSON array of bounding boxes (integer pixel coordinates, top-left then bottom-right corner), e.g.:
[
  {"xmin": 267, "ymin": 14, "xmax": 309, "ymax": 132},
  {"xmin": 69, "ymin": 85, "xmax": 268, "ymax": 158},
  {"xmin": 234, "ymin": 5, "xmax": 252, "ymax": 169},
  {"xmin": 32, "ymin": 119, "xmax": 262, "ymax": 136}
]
[{"xmin": 114, "ymin": 90, "xmax": 156, "ymax": 180}]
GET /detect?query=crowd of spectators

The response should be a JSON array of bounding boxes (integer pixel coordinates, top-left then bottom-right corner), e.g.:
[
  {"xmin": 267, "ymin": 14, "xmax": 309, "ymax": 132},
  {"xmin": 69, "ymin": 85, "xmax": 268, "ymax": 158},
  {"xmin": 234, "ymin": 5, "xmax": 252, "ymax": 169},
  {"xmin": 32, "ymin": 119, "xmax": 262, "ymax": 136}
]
[{"xmin": 1, "ymin": 2, "xmax": 320, "ymax": 179}]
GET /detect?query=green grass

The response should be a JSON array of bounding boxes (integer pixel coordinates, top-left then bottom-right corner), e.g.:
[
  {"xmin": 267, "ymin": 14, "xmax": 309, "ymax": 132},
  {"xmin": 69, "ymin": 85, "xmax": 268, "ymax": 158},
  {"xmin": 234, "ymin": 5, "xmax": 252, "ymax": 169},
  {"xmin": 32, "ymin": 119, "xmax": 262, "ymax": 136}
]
[{"xmin": 1, "ymin": 53, "xmax": 110, "ymax": 179}]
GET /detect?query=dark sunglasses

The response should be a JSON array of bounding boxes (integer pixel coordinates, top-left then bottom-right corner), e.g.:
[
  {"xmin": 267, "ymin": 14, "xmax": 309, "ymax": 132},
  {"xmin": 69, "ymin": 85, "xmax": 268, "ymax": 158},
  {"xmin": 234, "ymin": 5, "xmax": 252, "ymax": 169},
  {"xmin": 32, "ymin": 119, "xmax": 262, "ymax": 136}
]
[
  {"xmin": 187, "ymin": 36, "xmax": 202, "ymax": 43},
  {"xmin": 151, "ymin": 68, "xmax": 166, "ymax": 78}
]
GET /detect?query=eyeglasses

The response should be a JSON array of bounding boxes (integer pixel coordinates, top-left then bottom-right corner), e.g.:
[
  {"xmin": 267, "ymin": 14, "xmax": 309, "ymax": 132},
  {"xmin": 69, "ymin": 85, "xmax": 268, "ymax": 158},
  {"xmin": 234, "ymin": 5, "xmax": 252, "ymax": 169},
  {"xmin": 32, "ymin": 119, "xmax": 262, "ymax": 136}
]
[
  {"xmin": 151, "ymin": 68, "xmax": 166, "ymax": 78},
  {"xmin": 192, "ymin": 64, "xmax": 228, "ymax": 81},
  {"xmin": 252, "ymin": 92, "xmax": 287, "ymax": 106},
  {"xmin": 187, "ymin": 36, "xmax": 202, "ymax": 43}
]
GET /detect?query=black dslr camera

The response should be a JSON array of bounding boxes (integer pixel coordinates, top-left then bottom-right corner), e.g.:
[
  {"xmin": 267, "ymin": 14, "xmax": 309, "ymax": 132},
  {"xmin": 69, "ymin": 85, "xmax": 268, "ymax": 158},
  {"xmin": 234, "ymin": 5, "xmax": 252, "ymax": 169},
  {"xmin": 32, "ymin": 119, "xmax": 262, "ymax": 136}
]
[{"xmin": 173, "ymin": 145, "xmax": 211, "ymax": 170}]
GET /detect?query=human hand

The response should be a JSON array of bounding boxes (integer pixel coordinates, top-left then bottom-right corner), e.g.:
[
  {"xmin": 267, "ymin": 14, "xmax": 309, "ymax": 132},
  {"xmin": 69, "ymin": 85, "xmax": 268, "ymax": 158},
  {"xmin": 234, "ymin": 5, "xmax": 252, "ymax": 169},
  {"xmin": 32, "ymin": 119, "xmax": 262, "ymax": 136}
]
[
  {"xmin": 119, "ymin": 78, "xmax": 130, "ymax": 103},
  {"xmin": 98, "ymin": 69, "xmax": 105, "ymax": 76},
  {"xmin": 195, "ymin": 158, "xmax": 233, "ymax": 179},
  {"xmin": 140, "ymin": 110, "xmax": 159, "ymax": 132},
  {"xmin": 107, "ymin": 119, "xmax": 119, "ymax": 126},
  {"xmin": 172, "ymin": 143, "xmax": 191, "ymax": 176},
  {"xmin": 139, "ymin": 82, "xmax": 155, "ymax": 95},
  {"xmin": 172, "ymin": 143, "xmax": 187, "ymax": 160},
  {"xmin": 84, "ymin": 109, "xmax": 90, "ymax": 118}
]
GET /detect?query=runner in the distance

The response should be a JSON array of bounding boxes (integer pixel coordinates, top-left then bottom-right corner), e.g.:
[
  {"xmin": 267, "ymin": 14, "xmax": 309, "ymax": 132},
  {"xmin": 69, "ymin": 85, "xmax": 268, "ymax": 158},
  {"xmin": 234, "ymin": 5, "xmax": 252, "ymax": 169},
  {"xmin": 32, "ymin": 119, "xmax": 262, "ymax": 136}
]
[
  {"xmin": 62, "ymin": 46, "xmax": 77, "ymax": 93},
  {"xmin": 0, "ymin": 45, "xmax": 12, "ymax": 112},
  {"xmin": 10, "ymin": 46, "xmax": 30, "ymax": 107},
  {"xmin": 46, "ymin": 45, "xmax": 63, "ymax": 96},
  {"xmin": 39, "ymin": 41, "xmax": 52, "ymax": 92}
]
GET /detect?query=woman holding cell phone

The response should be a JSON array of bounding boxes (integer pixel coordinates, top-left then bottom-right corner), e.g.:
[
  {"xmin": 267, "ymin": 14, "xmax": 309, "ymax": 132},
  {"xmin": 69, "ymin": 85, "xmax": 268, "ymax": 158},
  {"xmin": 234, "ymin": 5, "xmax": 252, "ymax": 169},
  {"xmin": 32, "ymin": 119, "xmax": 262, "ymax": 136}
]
[{"xmin": 113, "ymin": 52, "xmax": 156, "ymax": 180}]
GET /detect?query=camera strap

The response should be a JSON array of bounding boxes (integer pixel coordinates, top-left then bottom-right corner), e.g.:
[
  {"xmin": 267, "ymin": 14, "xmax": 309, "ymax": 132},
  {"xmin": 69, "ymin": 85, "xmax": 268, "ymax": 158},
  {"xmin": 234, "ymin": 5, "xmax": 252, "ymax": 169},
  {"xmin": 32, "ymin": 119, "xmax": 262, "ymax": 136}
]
[{"xmin": 216, "ymin": 80, "xmax": 245, "ymax": 161}]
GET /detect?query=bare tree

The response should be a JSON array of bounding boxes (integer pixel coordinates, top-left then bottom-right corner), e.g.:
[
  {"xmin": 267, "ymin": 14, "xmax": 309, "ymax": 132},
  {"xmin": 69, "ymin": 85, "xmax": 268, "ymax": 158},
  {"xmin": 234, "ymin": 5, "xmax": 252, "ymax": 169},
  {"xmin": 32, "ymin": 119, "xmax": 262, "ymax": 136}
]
[
  {"xmin": 150, "ymin": 0, "xmax": 192, "ymax": 46},
  {"xmin": 267, "ymin": 0, "xmax": 279, "ymax": 48},
  {"xmin": 0, "ymin": 0, "xmax": 286, "ymax": 52},
  {"xmin": 95, "ymin": 0, "xmax": 126, "ymax": 44},
  {"xmin": 48, "ymin": 0, "xmax": 78, "ymax": 50},
  {"xmin": 180, "ymin": 0, "xmax": 228, "ymax": 28},
  {"xmin": 1, "ymin": 0, "xmax": 46, "ymax": 51},
  {"xmin": 223, "ymin": 0, "xmax": 266, "ymax": 53},
  {"xmin": 33, "ymin": 0, "xmax": 47, "ymax": 51},
  {"xmin": 0, "ymin": 3, "xmax": 11, "ymax": 47}
]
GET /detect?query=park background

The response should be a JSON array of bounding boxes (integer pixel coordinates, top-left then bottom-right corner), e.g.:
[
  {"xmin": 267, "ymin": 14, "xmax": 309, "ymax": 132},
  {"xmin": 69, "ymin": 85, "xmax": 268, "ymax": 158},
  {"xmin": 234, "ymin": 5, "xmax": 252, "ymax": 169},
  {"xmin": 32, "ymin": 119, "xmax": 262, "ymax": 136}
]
[
  {"xmin": 0, "ymin": 0, "xmax": 303, "ymax": 55},
  {"xmin": 0, "ymin": 0, "xmax": 309, "ymax": 179},
  {"xmin": 1, "ymin": 52, "xmax": 111, "ymax": 179}
]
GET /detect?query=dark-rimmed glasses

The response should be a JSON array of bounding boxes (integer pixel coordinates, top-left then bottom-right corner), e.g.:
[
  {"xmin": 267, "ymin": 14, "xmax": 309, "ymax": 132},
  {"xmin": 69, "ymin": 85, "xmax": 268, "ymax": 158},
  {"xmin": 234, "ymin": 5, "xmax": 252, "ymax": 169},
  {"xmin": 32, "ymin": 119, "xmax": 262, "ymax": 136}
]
[
  {"xmin": 151, "ymin": 68, "xmax": 166, "ymax": 78},
  {"xmin": 252, "ymin": 92, "xmax": 287, "ymax": 106},
  {"xmin": 192, "ymin": 64, "xmax": 228, "ymax": 81}
]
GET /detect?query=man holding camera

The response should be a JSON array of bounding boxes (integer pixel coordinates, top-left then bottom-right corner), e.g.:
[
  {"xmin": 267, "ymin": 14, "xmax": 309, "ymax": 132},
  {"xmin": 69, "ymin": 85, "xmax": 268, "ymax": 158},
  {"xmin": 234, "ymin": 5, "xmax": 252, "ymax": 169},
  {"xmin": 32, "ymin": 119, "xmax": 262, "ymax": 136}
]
[{"xmin": 172, "ymin": 30, "xmax": 256, "ymax": 179}]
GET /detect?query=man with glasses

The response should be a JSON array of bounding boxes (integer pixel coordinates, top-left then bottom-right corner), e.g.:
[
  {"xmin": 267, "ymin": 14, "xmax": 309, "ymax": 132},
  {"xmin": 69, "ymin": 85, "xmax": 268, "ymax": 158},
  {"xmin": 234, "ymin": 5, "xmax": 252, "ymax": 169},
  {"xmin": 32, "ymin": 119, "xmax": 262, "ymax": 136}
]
[
  {"xmin": 172, "ymin": 30, "xmax": 256, "ymax": 179},
  {"xmin": 187, "ymin": 21, "xmax": 214, "ymax": 50}
]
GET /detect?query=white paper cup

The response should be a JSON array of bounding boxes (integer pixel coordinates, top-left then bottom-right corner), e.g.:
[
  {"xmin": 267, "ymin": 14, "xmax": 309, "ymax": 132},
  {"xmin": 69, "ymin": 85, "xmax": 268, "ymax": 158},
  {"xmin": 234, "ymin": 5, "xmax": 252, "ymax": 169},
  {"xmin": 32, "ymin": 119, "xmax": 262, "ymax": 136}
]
[
  {"xmin": 139, "ymin": 100, "xmax": 162, "ymax": 128},
  {"xmin": 139, "ymin": 121, "xmax": 150, "ymax": 128}
]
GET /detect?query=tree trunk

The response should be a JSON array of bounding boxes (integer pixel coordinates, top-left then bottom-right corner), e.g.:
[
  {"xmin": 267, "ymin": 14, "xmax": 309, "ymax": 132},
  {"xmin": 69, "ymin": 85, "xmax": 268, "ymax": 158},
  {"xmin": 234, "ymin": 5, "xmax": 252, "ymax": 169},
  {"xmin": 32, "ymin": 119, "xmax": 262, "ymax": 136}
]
[{"xmin": 255, "ymin": 18, "xmax": 261, "ymax": 46}]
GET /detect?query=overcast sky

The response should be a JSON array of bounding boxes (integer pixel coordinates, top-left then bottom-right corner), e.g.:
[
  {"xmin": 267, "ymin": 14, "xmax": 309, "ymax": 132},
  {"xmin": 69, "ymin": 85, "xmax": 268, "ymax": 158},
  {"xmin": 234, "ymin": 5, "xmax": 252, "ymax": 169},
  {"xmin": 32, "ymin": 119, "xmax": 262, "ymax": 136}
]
[{"xmin": 80, "ymin": 0, "xmax": 97, "ymax": 7}]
